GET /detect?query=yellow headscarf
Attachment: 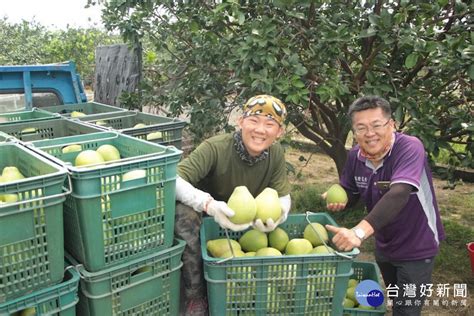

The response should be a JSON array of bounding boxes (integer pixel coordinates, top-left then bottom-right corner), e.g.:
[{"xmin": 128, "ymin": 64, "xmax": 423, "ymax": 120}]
[{"xmin": 242, "ymin": 95, "xmax": 287, "ymax": 125}]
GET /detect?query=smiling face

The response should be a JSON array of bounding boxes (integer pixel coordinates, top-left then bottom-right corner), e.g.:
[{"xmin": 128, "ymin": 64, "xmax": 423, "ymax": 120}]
[
  {"xmin": 352, "ymin": 107, "xmax": 395, "ymax": 157},
  {"xmin": 238, "ymin": 115, "xmax": 283, "ymax": 157}
]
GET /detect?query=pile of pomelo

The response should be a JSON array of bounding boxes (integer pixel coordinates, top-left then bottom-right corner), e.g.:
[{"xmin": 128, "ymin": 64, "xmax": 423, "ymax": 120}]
[
  {"xmin": 207, "ymin": 221, "xmax": 334, "ymax": 259},
  {"xmin": 61, "ymin": 143, "xmax": 121, "ymax": 167}
]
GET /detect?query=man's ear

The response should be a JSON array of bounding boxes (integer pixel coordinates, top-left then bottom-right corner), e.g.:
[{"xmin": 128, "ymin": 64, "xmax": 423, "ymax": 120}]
[{"xmin": 390, "ymin": 119, "xmax": 397, "ymax": 131}]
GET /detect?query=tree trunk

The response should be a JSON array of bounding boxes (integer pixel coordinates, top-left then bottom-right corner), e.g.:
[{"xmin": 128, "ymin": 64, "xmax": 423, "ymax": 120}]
[
  {"xmin": 292, "ymin": 117, "xmax": 349, "ymax": 178},
  {"xmin": 328, "ymin": 142, "xmax": 348, "ymax": 178}
]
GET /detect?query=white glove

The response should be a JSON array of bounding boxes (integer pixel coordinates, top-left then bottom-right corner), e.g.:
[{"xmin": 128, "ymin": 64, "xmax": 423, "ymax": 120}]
[
  {"xmin": 252, "ymin": 194, "xmax": 291, "ymax": 232},
  {"xmin": 206, "ymin": 200, "xmax": 251, "ymax": 231},
  {"xmin": 175, "ymin": 176, "xmax": 212, "ymax": 213}
]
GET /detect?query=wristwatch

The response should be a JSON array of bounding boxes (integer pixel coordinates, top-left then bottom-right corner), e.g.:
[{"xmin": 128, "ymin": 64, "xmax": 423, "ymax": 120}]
[{"xmin": 352, "ymin": 227, "xmax": 366, "ymax": 241}]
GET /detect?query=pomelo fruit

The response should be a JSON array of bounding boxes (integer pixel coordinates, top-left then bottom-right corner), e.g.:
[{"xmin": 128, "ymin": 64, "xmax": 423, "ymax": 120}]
[
  {"xmin": 146, "ymin": 131, "xmax": 163, "ymax": 140},
  {"xmin": 255, "ymin": 247, "xmax": 282, "ymax": 257},
  {"xmin": 21, "ymin": 127, "xmax": 36, "ymax": 133},
  {"xmin": 343, "ymin": 298, "xmax": 356, "ymax": 308},
  {"xmin": 96, "ymin": 144, "xmax": 121, "ymax": 162},
  {"xmin": 268, "ymin": 227, "xmax": 289, "ymax": 252},
  {"xmin": 348, "ymin": 278, "xmax": 359, "ymax": 288},
  {"xmin": 303, "ymin": 222, "xmax": 329, "ymax": 247},
  {"xmin": 95, "ymin": 120, "xmax": 108, "ymax": 127},
  {"xmin": 227, "ymin": 186, "xmax": 257, "ymax": 224},
  {"xmin": 220, "ymin": 249, "xmax": 245, "ymax": 258},
  {"xmin": 346, "ymin": 286, "xmax": 356, "ymax": 302},
  {"xmin": 75, "ymin": 150, "xmax": 105, "ymax": 167},
  {"xmin": 310, "ymin": 245, "xmax": 334, "ymax": 254},
  {"xmin": 70, "ymin": 111, "xmax": 86, "ymax": 118},
  {"xmin": 326, "ymin": 183, "xmax": 348, "ymax": 204},
  {"xmin": 255, "ymin": 187, "xmax": 281, "ymax": 222},
  {"xmin": 122, "ymin": 169, "xmax": 146, "ymax": 182},
  {"xmin": 62, "ymin": 144, "xmax": 82, "ymax": 153},
  {"xmin": 207, "ymin": 238, "xmax": 241, "ymax": 258},
  {"xmin": 2, "ymin": 166, "xmax": 25, "ymax": 182},
  {"xmin": 285, "ymin": 238, "xmax": 313, "ymax": 255},
  {"xmin": 239, "ymin": 229, "xmax": 268, "ymax": 252}
]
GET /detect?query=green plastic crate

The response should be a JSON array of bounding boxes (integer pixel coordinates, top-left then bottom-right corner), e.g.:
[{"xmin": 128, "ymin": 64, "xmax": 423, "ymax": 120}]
[
  {"xmin": 343, "ymin": 261, "xmax": 386, "ymax": 315},
  {"xmin": 41, "ymin": 102, "xmax": 126, "ymax": 119},
  {"xmin": 0, "ymin": 143, "xmax": 69, "ymax": 303},
  {"xmin": 71, "ymin": 239, "xmax": 185, "ymax": 316},
  {"xmin": 29, "ymin": 132, "xmax": 182, "ymax": 272},
  {"xmin": 0, "ymin": 267, "xmax": 80, "ymax": 315},
  {"xmin": 0, "ymin": 108, "xmax": 60, "ymax": 125},
  {"xmin": 0, "ymin": 118, "xmax": 103, "ymax": 143},
  {"xmin": 201, "ymin": 213, "xmax": 359, "ymax": 316},
  {"xmin": 79, "ymin": 111, "xmax": 187, "ymax": 149}
]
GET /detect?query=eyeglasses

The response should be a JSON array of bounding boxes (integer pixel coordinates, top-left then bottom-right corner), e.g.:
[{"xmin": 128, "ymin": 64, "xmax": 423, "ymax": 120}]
[{"xmin": 353, "ymin": 119, "xmax": 391, "ymax": 136}]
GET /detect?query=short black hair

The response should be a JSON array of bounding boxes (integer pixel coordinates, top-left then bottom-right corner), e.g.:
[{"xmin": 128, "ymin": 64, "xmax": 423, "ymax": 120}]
[{"xmin": 348, "ymin": 96, "xmax": 392, "ymax": 120}]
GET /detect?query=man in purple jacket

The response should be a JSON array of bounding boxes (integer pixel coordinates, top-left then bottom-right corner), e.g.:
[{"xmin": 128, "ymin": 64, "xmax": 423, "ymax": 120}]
[{"xmin": 325, "ymin": 95, "xmax": 445, "ymax": 316}]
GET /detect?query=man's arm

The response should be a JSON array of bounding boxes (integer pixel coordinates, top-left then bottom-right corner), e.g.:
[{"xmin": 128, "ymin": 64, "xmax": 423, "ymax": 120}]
[
  {"xmin": 364, "ymin": 183, "xmax": 413, "ymax": 231},
  {"xmin": 326, "ymin": 183, "xmax": 413, "ymax": 251}
]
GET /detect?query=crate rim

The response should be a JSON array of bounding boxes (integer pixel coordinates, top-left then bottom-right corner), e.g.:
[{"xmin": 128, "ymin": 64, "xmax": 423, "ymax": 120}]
[
  {"xmin": 41, "ymin": 101, "xmax": 127, "ymax": 111},
  {"xmin": 0, "ymin": 266, "xmax": 80, "ymax": 310},
  {"xmin": 78, "ymin": 110, "xmax": 187, "ymax": 134},
  {"xmin": 0, "ymin": 142, "xmax": 68, "ymax": 183},
  {"xmin": 0, "ymin": 117, "xmax": 104, "ymax": 143},
  {"xmin": 0, "ymin": 107, "xmax": 60, "ymax": 116},
  {"xmin": 0, "ymin": 107, "xmax": 62, "ymax": 125},
  {"xmin": 66, "ymin": 239, "xmax": 186, "ymax": 279}
]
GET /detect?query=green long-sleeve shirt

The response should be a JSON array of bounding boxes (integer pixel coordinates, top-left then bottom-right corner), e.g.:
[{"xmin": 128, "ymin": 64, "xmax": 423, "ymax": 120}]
[{"xmin": 178, "ymin": 133, "xmax": 290, "ymax": 201}]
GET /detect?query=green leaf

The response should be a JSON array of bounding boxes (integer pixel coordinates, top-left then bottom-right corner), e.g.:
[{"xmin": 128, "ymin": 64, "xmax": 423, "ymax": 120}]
[
  {"xmin": 405, "ymin": 53, "xmax": 419, "ymax": 68},
  {"xmin": 437, "ymin": 0, "xmax": 449, "ymax": 6},
  {"xmin": 468, "ymin": 65, "xmax": 474, "ymax": 80},
  {"xmin": 265, "ymin": 55, "xmax": 276, "ymax": 67},
  {"xmin": 368, "ymin": 15, "xmax": 380, "ymax": 26},
  {"xmin": 237, "ymin": 12, "xmax": 245, "ymax": 25},
  {"xmin": 292, "ymin": 80, "xmax": 306, "ymax": 88},
  {"xmin": 359, "ymin": 27, "xmax": 377, "ymax": 38}
]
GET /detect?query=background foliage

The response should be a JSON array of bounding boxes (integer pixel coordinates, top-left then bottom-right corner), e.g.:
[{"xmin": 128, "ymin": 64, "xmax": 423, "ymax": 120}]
[
  {"xmin": 97, "ymin": 0, "xmax": 473, "ymax": 178},
  {"xmin": 0, "ymin": 17, "xmax": 119, "ymax": 85}
]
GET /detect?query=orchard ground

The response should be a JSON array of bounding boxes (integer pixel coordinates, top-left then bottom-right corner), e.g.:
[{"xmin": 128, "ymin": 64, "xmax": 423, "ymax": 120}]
[{"xmin": 286, "ymin": 146, "xmax": 473, "ymax": 316}]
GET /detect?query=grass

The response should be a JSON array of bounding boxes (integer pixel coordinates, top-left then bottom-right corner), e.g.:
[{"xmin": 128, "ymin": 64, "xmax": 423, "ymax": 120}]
[{"xmin": 434, "ymin": 220, "xmax": 474, "ymax": 287}]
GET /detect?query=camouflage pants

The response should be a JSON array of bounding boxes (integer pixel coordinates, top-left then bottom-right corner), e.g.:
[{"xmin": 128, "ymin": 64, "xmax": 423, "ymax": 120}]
[{"xmin": 174, "ymin": 202, "xmax": 207, "ymax": 300}]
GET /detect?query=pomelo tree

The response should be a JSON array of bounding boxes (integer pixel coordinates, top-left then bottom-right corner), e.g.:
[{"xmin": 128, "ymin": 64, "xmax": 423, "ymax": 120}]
[{"xmin": 96, "ymin": 0, "xmax": 473, "ymax": 176}]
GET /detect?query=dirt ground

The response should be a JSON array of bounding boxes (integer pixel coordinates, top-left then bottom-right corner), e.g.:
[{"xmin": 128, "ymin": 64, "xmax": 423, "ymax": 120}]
[{"xmin": 285, "ymin": 148, "xmax": 474, "ymax": 316}]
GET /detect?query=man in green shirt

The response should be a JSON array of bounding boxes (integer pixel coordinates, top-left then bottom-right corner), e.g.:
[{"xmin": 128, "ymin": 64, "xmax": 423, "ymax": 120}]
[{"xmin": 175, "ymin": 95, "xmax": 292, "ymax": 315}]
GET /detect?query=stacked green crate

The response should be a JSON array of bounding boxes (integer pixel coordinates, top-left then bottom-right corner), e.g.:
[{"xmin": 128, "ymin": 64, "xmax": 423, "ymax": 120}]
[
  {"xmin": 0, "ymin": 143, "xmax": 69, "ymax": 303},
  {"xmin": 0, "ymin": 267, "xmax": 80, "ymax": 316},
  {"xmin": 70, "ymin": 239, "xmax": 185, "ymax": 315},
  {"xmin": 29, "ymin": 132, "xmax": 182, "ymax": 272},
  {"xmin": 79, "ymin": 111, "xmax": 187, "ymax": 149},
  {"xmin": 0, "ymin": 117, "xmax": 103, "ymax": 142},
  {"xmin": 201, "ymin": 213, "xmax": 359, "ymax": 316}
]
